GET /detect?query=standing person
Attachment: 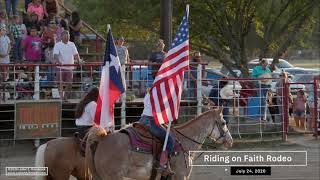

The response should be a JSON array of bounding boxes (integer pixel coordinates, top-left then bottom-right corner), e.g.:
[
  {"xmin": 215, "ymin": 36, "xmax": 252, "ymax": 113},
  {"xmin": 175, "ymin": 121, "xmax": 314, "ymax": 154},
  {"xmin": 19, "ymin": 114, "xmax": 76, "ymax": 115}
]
[
  {"xmin": 251, "ymin": 59, "xmax": 272, "ymax": 121},
  {"xmin": 115, "ymin": 36, "xmax": 130, "ymax": 65},
  {"xmin": 5, "ymin": 0, "xmax": 19, "ymax": 17},
  {"xmin": 189, "ymin": 51, "xmax": 205, "ymax": 98},
  {"xmin": 25, "ymin": 12, "xmax": 41, "ymax": 33},
  {"xmin": 0, "ymin": 12, "xmax": 7, "ymax": 25},
  {"xmin": 27, "ymin": 0, "xmax": 44, "ymax": 21},
  {"xmin": 42, "ymin": 20, "xmax": 56, "ymax": 49},
  {"xmin": 139, "ymin": 92, "xmax": 175, "ymax": 175},
  {"xmin": 0, "ymin": 24, "xmax": 11, "ymax": 81},
  {"xmin": 75, "ymin": 87, "xmax": 98, "ymax": 139},
  {"xmin": 43, "ymin": 0, "xmax": 58, "ymax": 18},
  {"xmin": 22, "ymin": 26, "xmax": 42, "ymax": 79},
  {"xmin": 149, "ymin": 39, "xmax": 166, "ymax": 79},
  {"xmin": 293, "ymin": 89, "xmax": 307, "ymax": 130},
  {"xmin": 53, "ymin": 30, "xmax": 81, "ymax": 100},
  {"xmin": 8, "ymin": 15, "xmax": 23, "ymax": 62},
  {"xmin": 69, "ymin": 11, "xmax": 82, "ymax": 46},
  {"xmin": 209, "ymin": 80, "xmax": 231, "ymax": 124}
]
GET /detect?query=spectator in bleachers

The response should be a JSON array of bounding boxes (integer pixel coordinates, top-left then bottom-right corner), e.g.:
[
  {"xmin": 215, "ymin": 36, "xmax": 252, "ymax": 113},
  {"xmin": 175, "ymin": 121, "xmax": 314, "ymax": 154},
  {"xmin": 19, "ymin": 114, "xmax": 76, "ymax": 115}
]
[
  {"xmin": 42, "ymin": 12, "xmax": 59, "ymax": 26},
  {"xmin": 149, "ymin": 39, "xmax": 166, "ymax": 79},
  {"xmin": 0, "ymin": 12, "xmax": 7, "ymax": 25},
  {"xmin": 42, "ymin": 20, "xmax": 56, "ymax": 49},
  {"xmin": 115, "ymin": 36, "xmax": 130, "ymax": 65},
  {"xmin": 23, "ymin": 26, "xmax": 42, "ymax": 63},
  {"xmin": 43, "ymin": 0, "xmax": 58, "ymax": 19},
  {"xmin": 251, "ymin": 59, "xmax": 272, "ymax": 121},
  {"xmin": 22, "ymin": 26, "xmax": 42, "ymax": 79},
  {"xmin": 53, "ymin": 30, "xmax": 81, "ymax": 100},
  {"xmin": 69, "ymin": 11, "xmax": 82, "ymax": 46},
  {"xmin": 5, "ymin": 0, "xmax": 19, "ymax": 17},
  {"xmin": 8, "ymin": 15, "xmax": 24, "ymax": 62},
  {"xmin": 25, "ymin": 12, "xmax": 42, "ymax": 33},
  {"xmin": 27, "ymin": 0, "xmax": 45, "ymax": 21},
  {"xmin": 55, "ymin": 19, "xmax": 67, "ymax": 42},
  {"xmin": 0, "ymin": 24, "xmax": 11, "ymax": 81}
]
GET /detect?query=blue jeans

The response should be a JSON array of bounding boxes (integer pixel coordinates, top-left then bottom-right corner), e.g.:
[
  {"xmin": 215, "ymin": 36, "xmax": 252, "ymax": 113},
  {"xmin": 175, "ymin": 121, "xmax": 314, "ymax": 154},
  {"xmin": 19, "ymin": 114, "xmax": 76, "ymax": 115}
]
[
  {"xmin": 139, "ymin": 115, "xmax": 175, "ymax": 154},
  {"xmin": 5, "ymin": 0, "xmax": 18, "ymax": 16},
  {"xmin": 24, "ymin": 0, "xmax": 30, "ymax": 11},
  {"xmin": 257, "ymin": 85, "xmax": 270, "ymax": 119},
  {"xmin": 13, "ymin": 38, "xmax": 22, "ymax": 62}
]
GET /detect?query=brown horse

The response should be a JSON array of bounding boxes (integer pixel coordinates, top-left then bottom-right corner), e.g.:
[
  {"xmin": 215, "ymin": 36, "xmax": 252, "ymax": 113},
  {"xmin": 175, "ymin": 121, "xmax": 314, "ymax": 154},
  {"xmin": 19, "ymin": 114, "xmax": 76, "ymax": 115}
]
[
  {"xmin": 85, "ymin": 107, "xmax": 233, "ymax": 180},
  {"xmin": 35, "ymin": 137, "xmax": 88, "ymax": 180}
]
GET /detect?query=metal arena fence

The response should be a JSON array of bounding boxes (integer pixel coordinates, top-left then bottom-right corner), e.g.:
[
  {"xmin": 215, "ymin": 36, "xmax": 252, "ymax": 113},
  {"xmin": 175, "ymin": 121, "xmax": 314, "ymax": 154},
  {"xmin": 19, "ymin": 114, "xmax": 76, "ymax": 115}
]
[{"xmin": 0, "ymin": 63, "xmax": 319, "ymax": 141}]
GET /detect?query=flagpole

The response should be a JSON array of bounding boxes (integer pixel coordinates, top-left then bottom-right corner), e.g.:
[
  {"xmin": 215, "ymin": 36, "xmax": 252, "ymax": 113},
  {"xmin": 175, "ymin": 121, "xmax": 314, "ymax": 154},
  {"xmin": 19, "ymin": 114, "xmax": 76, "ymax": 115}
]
[{"xmin": 159, "ymin": 4, "xmax": 189, "ymax": 167}]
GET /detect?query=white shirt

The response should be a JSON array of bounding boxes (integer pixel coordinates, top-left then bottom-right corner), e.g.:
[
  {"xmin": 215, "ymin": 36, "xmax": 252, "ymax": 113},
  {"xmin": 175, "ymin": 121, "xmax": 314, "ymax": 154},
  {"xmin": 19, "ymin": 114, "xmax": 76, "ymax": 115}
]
[
  {"xmin": 142, "ymin": 93, "xmax": 152, "ymax": 116},
  {"xmin": 53, "ymin": 41, "xmax": 78, "ymax": 70},
  {"xmin": 75, "ymin": 101, "xmax": 97, "ymax": 126},
  {"xmin": 0, "ymin": 35, "xmax": 10, "ymax": 64}
]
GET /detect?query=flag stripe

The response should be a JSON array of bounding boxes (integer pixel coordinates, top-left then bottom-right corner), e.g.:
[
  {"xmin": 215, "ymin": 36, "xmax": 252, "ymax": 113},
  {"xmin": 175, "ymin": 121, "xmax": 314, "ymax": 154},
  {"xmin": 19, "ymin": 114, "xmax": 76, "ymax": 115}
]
[
  {"xmin": 154, "ymin": 60, "xmax": 189, "ymax": 85},
  {"xmin": 157, "ymin": 54, "xmax": 189, "ymax": 75},
  {"xmin": 150, "ymin": 8, "xmax": 189, "ymax": 125}
]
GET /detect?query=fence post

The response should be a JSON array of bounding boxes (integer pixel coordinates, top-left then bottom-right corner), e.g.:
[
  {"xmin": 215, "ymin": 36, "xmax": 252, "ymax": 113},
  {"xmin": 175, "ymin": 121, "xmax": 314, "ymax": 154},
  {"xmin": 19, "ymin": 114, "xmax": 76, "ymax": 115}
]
[
  {"xmin": 282, "ymin": 79, "xmax": 289, "ymax": 141},
  {"xmin": 34, "ymin": 65, "xmax": 40, "ymax": 147},
  {"xmin": 121, "ymin": 65, "xmax": 126, "ymax": 128},
  {"xmin": 313, "ymin": 78, "xmax": 318, "ymax": 139},
  {"xmin": 196, "ymin": 64, "xmax": 202, "ymax": 115},
  {"xmin": 34, "ymin": 65, "xmax": 40, "ymax": 100}
]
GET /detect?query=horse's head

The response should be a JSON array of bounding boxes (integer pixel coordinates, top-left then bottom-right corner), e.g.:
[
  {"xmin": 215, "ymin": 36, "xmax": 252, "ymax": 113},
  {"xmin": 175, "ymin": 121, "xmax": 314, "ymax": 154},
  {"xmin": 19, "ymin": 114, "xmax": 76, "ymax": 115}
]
[{"xmin": 208, "ymin": 107, "xmax": 233, "ymax": 149}]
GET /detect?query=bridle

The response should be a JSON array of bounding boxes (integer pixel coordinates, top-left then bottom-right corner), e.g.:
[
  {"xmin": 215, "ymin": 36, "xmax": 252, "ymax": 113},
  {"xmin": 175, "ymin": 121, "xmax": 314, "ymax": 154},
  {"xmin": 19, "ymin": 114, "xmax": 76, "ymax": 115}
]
[{"xmin": 173, "ymin": 117, "xmax": 228, "ymax": 154}]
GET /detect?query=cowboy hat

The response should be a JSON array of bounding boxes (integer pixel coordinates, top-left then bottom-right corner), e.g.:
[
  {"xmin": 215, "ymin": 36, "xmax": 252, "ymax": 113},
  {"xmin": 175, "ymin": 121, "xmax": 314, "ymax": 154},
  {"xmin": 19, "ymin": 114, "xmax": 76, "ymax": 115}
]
[{"xmin": 220, "ymin": 85, "xmax": 239, "ymax": 99}]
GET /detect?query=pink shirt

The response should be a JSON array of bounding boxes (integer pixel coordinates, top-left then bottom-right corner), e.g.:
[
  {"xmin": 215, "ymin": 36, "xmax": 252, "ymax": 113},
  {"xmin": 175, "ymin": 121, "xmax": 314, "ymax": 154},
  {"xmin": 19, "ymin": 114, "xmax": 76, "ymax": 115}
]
[
  {"xmin": 27, "ymin": 3, "xmax": 45, "ymax": 20},
  {"xmin": 23, "ymin": 36, "xmax": 42, "ymax": 61}
]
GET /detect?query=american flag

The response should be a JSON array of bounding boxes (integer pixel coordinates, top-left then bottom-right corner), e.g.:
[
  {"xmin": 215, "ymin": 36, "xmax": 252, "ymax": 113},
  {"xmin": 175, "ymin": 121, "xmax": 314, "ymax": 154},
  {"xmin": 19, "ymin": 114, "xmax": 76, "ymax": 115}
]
[
  {"xmin": 94, "ymin": 28, "xmax": 125, "ymax": 129},
  {"xmin": 150, "ymin": 7, "xmax": 189, "ymax": 125}
]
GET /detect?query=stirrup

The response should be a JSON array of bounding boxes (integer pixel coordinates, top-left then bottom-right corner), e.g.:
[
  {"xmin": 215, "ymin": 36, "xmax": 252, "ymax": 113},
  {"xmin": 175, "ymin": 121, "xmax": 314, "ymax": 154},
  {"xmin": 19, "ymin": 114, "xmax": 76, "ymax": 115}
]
[{"xmin": 155, "ymin": 164, "xmax": 175, "ymax": 176}]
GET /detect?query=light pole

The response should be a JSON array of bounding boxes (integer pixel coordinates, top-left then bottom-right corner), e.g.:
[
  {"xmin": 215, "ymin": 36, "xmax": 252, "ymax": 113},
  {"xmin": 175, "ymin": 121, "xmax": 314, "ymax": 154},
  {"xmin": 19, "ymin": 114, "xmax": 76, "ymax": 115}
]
[{"xmin": 160, "ymin": 0, "xmax": 173, "ymax": 51}]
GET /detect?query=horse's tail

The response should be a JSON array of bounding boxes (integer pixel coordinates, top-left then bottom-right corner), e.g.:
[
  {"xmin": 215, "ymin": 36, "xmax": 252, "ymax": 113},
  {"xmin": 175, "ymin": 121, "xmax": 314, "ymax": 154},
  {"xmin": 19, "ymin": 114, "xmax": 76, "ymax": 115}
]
[
  {"xmin": 85, "ymin": 126, "xmax": 107, "ymax": 180},
  {"xmin": 34, "ymin": 143, "xmax": 47, "ymax": 180}
]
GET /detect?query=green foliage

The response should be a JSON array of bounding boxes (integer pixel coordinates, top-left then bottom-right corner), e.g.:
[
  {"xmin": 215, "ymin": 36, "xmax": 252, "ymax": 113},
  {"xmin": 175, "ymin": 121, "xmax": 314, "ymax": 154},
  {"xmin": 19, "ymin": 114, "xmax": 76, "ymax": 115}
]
[{"xmin": 73, "ymin": 0, "xmax": 319, "ymax": 75}]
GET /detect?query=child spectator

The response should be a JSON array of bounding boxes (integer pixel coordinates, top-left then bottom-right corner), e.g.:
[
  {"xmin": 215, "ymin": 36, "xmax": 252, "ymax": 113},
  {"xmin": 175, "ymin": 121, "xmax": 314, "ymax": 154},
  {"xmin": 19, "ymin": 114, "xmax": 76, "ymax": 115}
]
[
  {"xmin": 55, "ymin": 20, "xmax": 66, "ymax": 42},
  {"xmin": 27, "ymin": 0, "xmax": 45, "ymax": 21},
  {"xmin": 42, "ymin": 20, "xmax": 56, "ymax": 49},
  {"xmin": 25, "ymin": 13, "xmax": 42, "ymax": 33},
  {"xmin": 69, "ymin": 11, "xmax": 82, "ymax": 46},
  {"xmin": 8, "ymin": 15, "xmax": 23, "ymax": 62},
  {"xmin": 0, "ymin": 24, "xmax": 11, "ymax": 81},
  {"xmin": 23, "ymin": 26, "xmax": 42, "ymax": 63},
  {"xmin": 293, "ymin": 89, "xmax": 307, "ymax": 130},
  {"xmin": 22, "ymin": 26, "xmax": 42, "ymax": 79},
  {"xmin": 0, "ymin": 12, "xmax": 7, "ymax": 25},
  {"xmin": 43, "ymin": 0, "xmax": 58, "ymax": 18},
  {"xmin": 44, "ymin": 41, "xmax": 55, "ymax": 83}
]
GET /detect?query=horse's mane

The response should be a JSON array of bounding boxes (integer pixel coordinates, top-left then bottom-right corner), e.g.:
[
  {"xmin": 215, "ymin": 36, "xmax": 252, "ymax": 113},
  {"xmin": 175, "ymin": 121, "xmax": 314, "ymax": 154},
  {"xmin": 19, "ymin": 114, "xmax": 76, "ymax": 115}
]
[{"xmin": 174, "ymin": 109, "xmax": 217, "ymax": 130}]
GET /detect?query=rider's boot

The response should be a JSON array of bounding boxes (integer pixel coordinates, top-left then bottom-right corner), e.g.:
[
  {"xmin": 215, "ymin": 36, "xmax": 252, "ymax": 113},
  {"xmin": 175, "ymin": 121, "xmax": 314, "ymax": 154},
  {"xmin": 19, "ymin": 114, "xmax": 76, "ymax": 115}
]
[{"xmin": 157, "ymin": 151, "xmax": 175, "ymax": 176}]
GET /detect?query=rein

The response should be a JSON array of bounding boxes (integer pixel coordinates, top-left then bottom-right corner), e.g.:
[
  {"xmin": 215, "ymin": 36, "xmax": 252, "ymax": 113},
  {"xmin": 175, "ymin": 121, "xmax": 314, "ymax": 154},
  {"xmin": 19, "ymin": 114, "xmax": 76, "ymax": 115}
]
[{"xmin": 173, "ymin": 119, "xmax": 227, "ymax": 162}]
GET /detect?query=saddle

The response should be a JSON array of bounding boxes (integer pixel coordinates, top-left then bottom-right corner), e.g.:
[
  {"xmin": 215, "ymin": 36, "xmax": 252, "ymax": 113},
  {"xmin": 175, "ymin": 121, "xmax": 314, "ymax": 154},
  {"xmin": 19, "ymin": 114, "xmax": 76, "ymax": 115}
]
[{"xmin": 120, "ymin": 123, "xmax": 182, "ymax": 160}]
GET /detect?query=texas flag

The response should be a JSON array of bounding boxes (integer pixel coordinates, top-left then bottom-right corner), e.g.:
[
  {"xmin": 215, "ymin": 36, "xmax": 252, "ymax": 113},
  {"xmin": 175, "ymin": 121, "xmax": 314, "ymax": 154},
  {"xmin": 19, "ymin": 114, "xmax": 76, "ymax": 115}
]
[{"xmin": 94, "ymin": 28, "xmax": 125, "ymax": 129}]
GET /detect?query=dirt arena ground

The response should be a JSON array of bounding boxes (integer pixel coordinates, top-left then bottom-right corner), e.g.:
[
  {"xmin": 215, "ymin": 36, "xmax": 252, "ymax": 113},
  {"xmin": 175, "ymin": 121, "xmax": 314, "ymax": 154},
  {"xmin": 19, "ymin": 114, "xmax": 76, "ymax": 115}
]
[{"xmin": 0, "ymin": 134, "xmax": 319, "ymax": 180}]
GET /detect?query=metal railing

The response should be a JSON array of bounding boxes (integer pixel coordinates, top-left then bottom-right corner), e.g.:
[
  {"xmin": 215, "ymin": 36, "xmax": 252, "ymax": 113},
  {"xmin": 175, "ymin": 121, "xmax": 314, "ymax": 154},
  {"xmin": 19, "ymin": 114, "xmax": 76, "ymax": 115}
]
[{"xmin": 1, "ymin": 63, "xmax": 319, "ymax": 141}]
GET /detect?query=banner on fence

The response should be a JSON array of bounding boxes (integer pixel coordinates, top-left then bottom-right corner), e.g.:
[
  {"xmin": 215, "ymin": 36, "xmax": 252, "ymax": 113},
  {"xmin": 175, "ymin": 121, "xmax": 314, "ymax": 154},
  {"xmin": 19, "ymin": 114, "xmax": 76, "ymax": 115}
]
[{"xmin": 15, "ymin": 101, "xmax": 61, "ymax": 139}]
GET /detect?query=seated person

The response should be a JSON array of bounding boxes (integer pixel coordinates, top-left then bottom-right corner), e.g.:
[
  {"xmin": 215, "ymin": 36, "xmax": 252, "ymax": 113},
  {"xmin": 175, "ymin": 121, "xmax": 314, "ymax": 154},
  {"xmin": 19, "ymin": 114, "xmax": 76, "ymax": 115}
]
[
  {"xmin": 75, "ymin": 87, "xmax": 99, "ymax": 139},
  {"xmin": 139, "ymin": 92, "xmax": 175, "ymax": 175}
]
